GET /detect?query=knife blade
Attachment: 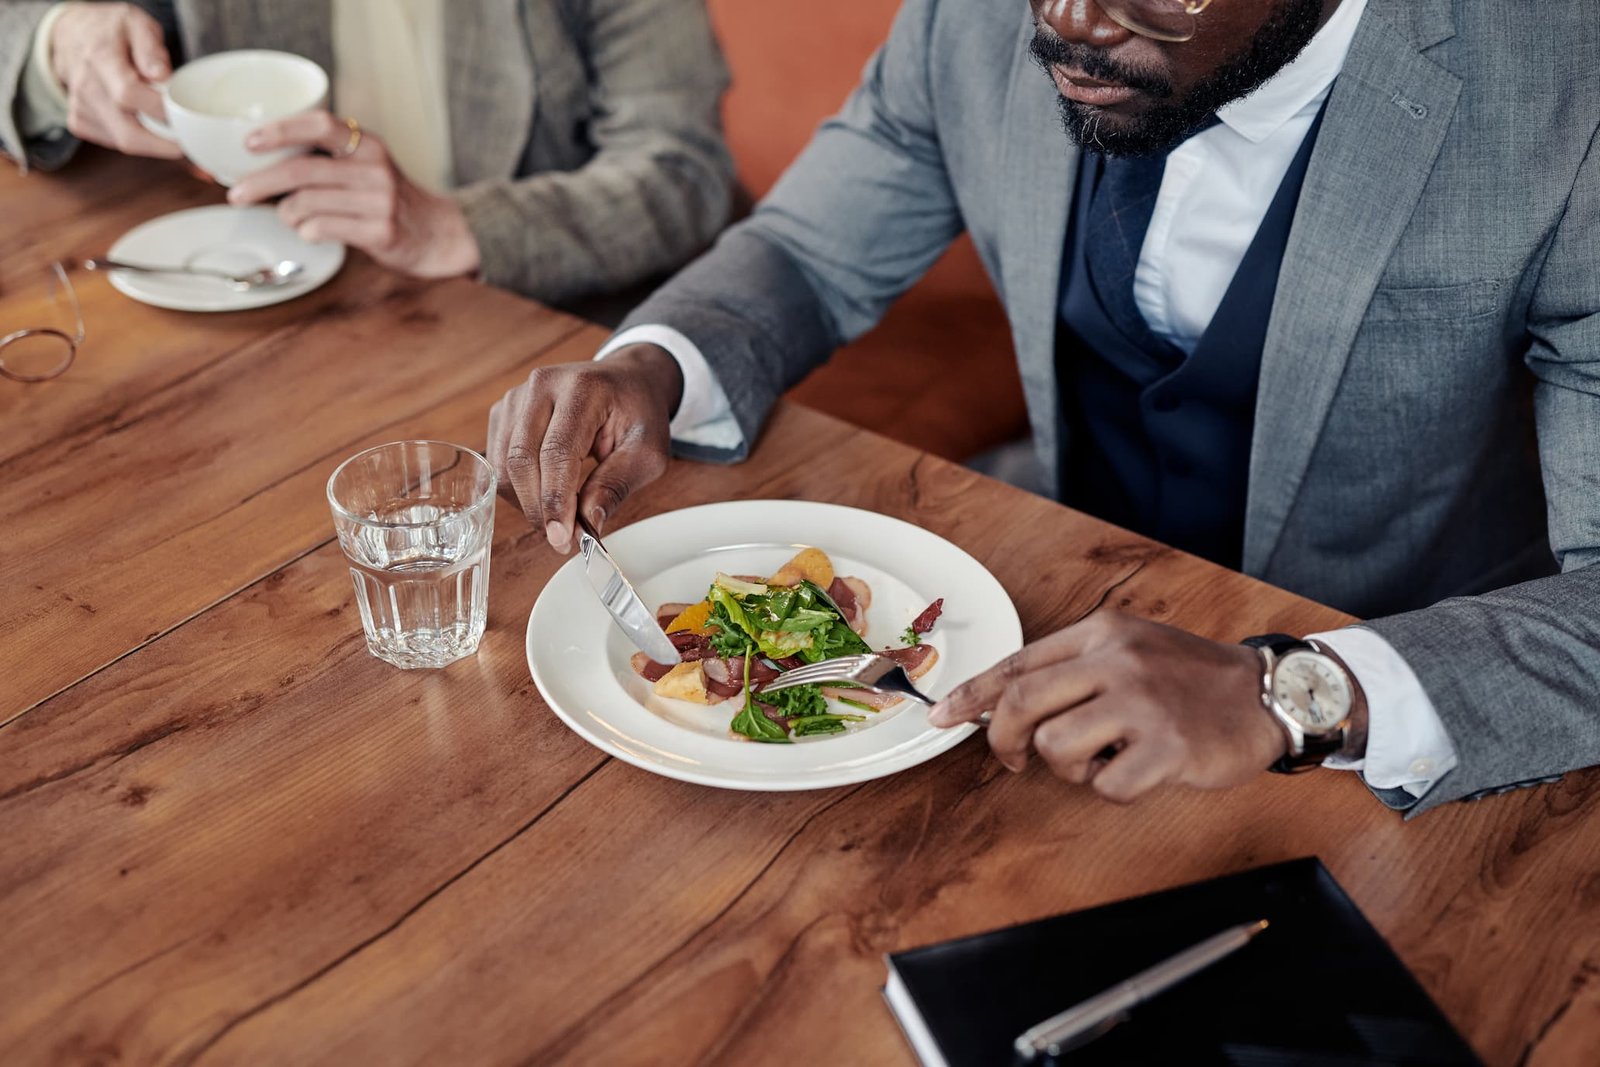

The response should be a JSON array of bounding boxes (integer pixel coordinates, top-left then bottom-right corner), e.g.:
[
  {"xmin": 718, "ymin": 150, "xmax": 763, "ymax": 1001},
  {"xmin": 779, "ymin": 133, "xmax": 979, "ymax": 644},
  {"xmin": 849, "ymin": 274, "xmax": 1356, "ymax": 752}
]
[{"xmin": 575, "ymin": 515, "xmax": 682, "ymax": 666}]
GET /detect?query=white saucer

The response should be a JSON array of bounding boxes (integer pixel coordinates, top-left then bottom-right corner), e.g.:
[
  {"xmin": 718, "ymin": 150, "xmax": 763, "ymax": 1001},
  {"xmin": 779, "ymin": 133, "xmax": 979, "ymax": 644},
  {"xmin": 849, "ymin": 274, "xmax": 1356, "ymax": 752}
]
[{"xmin": 104, "ymin": 204, "xmax": 344, "ymax": 312}]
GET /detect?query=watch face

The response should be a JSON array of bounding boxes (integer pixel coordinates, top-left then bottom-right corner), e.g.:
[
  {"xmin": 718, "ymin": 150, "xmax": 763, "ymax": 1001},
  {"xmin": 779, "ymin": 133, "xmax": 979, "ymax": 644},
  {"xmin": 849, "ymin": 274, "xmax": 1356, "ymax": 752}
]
[{"xmin": 1273, "ymin": 651, "xmax": 1352, "ymax": 731}]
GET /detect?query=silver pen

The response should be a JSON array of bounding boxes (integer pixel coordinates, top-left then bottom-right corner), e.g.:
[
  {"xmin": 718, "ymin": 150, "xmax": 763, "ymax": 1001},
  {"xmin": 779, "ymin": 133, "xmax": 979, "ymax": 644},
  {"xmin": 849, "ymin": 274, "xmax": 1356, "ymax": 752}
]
[{"xmin": 1013, "ymin": 918, "xmax": 1270, "ymax": 1061}]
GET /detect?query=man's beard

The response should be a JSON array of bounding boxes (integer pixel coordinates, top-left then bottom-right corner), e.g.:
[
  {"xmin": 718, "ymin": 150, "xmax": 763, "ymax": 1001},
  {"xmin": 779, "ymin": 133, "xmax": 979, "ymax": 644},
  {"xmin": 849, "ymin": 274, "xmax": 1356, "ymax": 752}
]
[{"xmin": 1030, "ymin": 0, "xmax": 1326, "ymax": 157}]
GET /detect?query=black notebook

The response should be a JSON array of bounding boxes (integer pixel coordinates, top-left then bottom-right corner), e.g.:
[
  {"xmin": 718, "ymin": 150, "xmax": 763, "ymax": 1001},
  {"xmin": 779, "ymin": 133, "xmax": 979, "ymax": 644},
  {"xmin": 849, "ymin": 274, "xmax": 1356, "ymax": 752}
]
[{"xmin": 883, "ymin": 858, "xmax": 1481, "ymax": 1066}]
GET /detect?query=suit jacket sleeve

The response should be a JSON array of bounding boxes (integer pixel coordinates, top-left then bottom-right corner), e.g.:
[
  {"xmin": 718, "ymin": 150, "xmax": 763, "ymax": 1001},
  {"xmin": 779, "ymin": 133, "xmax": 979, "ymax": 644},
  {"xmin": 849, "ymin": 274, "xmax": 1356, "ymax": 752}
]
[
  {"xmin": 1, "ymin": 1, "xmax": 70, "ymax": 170},
  {"xmin": 451, "ymin": 0, "xmax": 733, "ymax": 304},
  {"xmin": 1362, "ymin": 121, "xmax": 1600, "ymax": 816},
  {"xmin": 613, "ymin": 0, "xmax": 965, "ymax": 460}
]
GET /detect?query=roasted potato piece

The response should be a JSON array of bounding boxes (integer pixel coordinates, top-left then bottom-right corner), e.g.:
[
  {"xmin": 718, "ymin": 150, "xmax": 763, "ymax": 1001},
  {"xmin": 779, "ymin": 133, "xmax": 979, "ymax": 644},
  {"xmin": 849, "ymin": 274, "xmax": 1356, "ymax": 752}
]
[{"xmin": 653, "ymin": 662, "xmax": 711, "ymax": 703}]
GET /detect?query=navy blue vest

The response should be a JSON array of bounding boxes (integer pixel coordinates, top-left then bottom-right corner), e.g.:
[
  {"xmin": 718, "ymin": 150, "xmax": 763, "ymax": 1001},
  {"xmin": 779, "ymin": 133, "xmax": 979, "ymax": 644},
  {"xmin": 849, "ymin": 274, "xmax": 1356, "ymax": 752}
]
[{"xmin": 1056, "ymin": 111, "xmax": 1326, "ymax": 568}]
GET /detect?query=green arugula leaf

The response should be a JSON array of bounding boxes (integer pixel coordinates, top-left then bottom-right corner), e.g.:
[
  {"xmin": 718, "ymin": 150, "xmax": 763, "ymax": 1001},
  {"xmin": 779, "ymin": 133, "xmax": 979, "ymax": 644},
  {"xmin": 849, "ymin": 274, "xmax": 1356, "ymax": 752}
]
[
  {"xmin": 759, "ymin": 683, "xmax": 826, "ymax": 719},
  {"xmin": 709, "ymin": 583, "xmax": 830, "ymax": 659},
  {"xmin": 768, "ymin": 607, "xmax": 836, "ymax": 633},
  {"xmin": 706, "ymin": 597, "xmax": 755, "ymax": 656},
  {"xmin": 789, "ymin": 713, "xmax": 868, "ymax": 737},
  {"xmin": 901, "ymin": 625, "xmax": 921, "ymax": 647},
  {"xmin": 835, "ymin": 697, "xmax": 878, "ymax": 713},
  {"xmin": 729, "ymin": 652, "xmax": 791, "ymax": 743},
  {"xmin": 799, "ymin": 618, "xmax": 871, "ymax": 664}
]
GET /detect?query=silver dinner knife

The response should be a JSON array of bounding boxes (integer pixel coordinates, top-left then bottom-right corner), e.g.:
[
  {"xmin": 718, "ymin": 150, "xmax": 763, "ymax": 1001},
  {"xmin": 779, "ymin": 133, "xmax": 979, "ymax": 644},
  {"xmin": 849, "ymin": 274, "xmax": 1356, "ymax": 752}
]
[{"xmin": 575, "ymin": 515, "xmax": 681, "ymax": 666}]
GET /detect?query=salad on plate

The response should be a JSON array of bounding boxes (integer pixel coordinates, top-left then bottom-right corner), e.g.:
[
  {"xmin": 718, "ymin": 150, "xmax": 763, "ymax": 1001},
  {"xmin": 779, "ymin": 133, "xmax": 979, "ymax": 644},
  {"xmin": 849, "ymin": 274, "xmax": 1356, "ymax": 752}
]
[{"xmin": 629, "ymin": 547, "xmax": 944, "ymax": 742}]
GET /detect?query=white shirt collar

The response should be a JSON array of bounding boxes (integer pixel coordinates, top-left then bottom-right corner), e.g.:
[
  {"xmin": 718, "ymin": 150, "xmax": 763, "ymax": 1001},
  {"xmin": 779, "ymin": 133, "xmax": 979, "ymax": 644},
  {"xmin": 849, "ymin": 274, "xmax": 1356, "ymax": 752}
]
[{"xmin": 1216, "ymin": 0, "xmax": 1369, "ymax": 143}]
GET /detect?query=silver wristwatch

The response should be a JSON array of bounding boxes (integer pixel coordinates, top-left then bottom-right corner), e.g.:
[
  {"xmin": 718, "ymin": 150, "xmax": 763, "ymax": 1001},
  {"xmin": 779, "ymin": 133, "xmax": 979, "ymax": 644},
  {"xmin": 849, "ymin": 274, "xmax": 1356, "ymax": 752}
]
[{"xmin": 1241, "ymin": 633, "xmax": 1355, "ymax": 774}]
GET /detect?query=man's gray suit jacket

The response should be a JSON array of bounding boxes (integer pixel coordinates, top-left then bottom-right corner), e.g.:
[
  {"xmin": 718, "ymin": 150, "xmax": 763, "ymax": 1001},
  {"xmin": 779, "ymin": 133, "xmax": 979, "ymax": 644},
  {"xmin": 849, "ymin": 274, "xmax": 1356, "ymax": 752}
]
[
  {"xmin": 617, "ymin": 0, "xmax": 1600, "ymax": 815},
  {"xmin": 0, "ymin": 0, "xmax": 734, "ymax": 303}
]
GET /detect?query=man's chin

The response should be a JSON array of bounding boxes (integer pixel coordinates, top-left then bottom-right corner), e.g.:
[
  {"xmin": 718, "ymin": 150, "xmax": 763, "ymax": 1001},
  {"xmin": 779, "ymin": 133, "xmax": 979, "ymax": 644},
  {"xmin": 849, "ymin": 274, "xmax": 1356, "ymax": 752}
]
[{"xmin": 1056, "ymin": 98, "xmax": 1198, "ymax": 158}]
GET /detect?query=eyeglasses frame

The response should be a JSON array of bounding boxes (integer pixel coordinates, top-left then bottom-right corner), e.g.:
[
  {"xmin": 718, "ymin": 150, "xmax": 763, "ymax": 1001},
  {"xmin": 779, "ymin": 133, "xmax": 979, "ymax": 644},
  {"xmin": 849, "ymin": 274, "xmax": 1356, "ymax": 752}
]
[
  {"xmin": 1099, "ymin": 0, "xmax": 1217, "ymax": 43},
  {"xmin": 0, "ymin": 261, "xmax": 85, "ymax": 384}
]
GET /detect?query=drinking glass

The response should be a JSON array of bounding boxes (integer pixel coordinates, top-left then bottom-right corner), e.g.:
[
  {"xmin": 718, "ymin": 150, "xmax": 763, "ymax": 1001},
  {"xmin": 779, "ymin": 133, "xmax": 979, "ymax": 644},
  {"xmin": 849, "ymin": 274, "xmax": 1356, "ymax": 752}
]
[{"xmin": 327, "ymin": 441, "xmax": 496, "ymax": 669}]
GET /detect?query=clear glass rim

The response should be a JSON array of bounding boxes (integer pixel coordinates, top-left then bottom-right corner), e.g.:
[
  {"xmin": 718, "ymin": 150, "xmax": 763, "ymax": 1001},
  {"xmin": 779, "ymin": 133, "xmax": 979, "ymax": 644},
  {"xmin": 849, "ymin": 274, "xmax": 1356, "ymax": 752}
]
[{"xmin": 326, "ymin": 439, "xmax": 497, "ymax": 530}]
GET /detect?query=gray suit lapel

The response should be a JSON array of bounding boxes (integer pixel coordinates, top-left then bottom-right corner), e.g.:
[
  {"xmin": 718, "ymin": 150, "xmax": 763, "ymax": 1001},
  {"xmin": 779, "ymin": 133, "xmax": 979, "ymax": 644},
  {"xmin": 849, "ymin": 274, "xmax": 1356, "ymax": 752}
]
[
  {"xmin": 446, "ymin": 0, "xmax": 536, "ymax": 185},
  {"xmin": 1243, "ymin": 0, "xmax": 1462, "ymax": 575},
  {"xmin": 998, "ymin": 16, "xmax": 1079, "ymax": 497}
]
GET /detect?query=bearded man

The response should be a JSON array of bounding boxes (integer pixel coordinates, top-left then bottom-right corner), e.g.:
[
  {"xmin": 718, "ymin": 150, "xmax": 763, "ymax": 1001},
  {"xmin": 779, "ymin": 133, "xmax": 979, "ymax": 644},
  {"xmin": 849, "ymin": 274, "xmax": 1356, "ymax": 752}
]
[{"xmin": 487, "ymin": 0, "xmax": 1600, "ymax": 815}]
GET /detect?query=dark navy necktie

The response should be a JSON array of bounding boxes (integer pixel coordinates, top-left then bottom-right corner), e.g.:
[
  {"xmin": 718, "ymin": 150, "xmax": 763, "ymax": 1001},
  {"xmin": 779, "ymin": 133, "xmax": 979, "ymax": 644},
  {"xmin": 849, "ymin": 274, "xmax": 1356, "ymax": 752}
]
[{"xmin": 1082, "ymin": 117, "xmax": 1221, "ymax": 353}]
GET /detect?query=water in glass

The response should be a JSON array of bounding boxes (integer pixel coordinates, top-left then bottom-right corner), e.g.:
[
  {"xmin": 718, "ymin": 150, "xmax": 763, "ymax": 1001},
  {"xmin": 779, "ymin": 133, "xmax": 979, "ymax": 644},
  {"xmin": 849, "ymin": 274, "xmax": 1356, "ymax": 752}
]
[{"xmin": 328, "ymin": 442, "xmax": 496, "ymax": 669}]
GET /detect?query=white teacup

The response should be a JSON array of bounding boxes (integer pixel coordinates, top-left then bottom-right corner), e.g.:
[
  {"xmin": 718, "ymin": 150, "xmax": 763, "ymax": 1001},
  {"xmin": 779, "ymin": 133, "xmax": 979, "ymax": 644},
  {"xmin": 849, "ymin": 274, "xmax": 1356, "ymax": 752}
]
[{"xmin": 139, "ymin": 50, "xmax": 328, "ymax": 187}]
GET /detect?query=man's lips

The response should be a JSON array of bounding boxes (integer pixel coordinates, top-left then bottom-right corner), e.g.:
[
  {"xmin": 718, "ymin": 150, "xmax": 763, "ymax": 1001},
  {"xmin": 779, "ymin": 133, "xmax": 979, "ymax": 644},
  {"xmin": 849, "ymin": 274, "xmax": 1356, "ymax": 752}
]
[{"xmin": 1050, "ymin": 64, "xmax": 1139, "ymax": 106}]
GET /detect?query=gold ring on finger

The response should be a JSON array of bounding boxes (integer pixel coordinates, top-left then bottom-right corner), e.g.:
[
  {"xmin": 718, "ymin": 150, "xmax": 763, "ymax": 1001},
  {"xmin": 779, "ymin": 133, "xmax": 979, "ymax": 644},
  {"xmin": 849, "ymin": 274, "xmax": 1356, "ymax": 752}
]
[{"xmin": 336, "ymin": 116, "xmax": 362, "ymax": 158}]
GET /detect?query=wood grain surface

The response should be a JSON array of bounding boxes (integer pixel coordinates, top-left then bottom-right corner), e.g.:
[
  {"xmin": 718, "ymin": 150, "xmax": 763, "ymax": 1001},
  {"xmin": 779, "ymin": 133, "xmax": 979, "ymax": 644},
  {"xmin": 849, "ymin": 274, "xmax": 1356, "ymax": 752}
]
[{"xmin": 2, "ymin": 154, "xmax": 1596, "ymax": 1067}]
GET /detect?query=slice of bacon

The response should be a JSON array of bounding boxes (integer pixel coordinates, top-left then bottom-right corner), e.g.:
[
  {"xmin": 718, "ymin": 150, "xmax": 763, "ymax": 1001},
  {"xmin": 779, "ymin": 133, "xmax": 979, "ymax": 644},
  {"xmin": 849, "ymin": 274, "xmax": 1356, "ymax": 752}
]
[
  {"xmin": 700, "ymin": 657, "xmax": 744, "ymax": 700},
  {"xmin": 629, "ymin": 652, "xmax": 675, "ymax": 683},
  {"xmin": 827, "ymin": 576, "xmax": 872, "ymax": 635},
  {"xmin": 669, "ymin": 631, "xmax": 715, "ymax": 661},
  {"xmin": 826, "ymin": 577, "xmax": 857, "ymax": 620},
  {"xmin": 701, "ymin": 657, "xmax": 781, "ymax": 700},
  {"xmin": 629, "ymin": 655, "xmax": 742, "ymax": 705},
  {"xmin": 881, "ymin": 643, "xmax": 939, "ymax": 679},
  {"xmin": 910, "ymin": 598, "xmax": 944, "ymax": 635}
]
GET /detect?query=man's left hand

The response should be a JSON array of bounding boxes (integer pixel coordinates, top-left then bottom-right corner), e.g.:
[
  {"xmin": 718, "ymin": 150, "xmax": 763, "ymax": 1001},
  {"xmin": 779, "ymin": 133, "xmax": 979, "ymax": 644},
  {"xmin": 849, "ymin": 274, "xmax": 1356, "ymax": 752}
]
[
  {"xmin": 227, "ymin": 110, "xmax": 480, "ymax": 279},
  {"xmin": 928, "ymin": 612, "xmax": 1286, "ymax": 802}
]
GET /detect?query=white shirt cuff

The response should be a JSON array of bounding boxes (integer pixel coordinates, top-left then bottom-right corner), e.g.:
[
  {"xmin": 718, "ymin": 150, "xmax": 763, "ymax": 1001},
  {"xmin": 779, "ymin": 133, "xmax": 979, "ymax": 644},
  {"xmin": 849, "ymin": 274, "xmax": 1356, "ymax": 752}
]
[
  {"xmin": 19, "ymin": 4, "xmax": 72, "ymax": 138},
  {"xmin": 594, "ymin": 324, "xmax": 745, "ymax": 452},
  {"xmin": 1313, "ymin": 626, "xmax": 1458, "ymax": 799}
]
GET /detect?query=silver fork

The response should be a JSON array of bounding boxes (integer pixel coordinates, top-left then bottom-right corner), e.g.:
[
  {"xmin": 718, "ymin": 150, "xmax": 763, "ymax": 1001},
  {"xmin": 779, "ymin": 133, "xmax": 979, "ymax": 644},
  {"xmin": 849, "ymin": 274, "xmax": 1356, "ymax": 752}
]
[{"xmin": 762, "ymin": 653, "xmax": 936, "ymax": 706}]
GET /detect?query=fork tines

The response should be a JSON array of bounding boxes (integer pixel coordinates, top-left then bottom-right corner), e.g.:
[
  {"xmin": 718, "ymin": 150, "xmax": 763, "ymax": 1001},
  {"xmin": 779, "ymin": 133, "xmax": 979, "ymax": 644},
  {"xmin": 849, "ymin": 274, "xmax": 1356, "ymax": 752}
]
[{"xmin": 761, "ymin": 653, "xmax": 877, "ymax": 691}]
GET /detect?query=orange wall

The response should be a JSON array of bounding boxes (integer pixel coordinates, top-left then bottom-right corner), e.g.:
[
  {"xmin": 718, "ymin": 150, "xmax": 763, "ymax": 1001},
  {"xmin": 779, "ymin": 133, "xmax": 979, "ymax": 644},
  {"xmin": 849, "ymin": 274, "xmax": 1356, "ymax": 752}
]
[{"xmin": 708, "ymin": 0, "xmax": 904, "ymax": 197}]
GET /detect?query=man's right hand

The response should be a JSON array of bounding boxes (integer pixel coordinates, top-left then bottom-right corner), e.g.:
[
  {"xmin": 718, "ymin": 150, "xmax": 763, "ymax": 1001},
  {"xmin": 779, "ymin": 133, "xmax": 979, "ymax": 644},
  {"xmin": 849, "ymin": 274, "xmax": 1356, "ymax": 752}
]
[
  {"xmin": 50, "ymin": 2, "xmax": 181, "ymax": 158},
  {"xmin": 486, "ymin": 344, "xmax": 683, "ymax": 552}
]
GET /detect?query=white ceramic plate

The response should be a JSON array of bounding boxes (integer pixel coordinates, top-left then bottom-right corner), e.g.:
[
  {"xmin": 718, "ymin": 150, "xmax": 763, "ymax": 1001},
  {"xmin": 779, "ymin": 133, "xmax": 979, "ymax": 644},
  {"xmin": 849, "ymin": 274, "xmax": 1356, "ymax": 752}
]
[
  {"xmin": 105, "ymin": 204, "xmax": 344, "ymax": 312},
  {"xmin": 526, "ymin": 500, "xmax": 1024, "ymax": 791}
]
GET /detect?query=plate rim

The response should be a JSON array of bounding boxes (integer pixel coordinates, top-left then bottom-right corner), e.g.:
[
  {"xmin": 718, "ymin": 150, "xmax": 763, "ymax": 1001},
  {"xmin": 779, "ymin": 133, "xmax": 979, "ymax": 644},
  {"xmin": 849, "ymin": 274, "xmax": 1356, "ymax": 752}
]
[{"xmin": 524, "ymin": 499, "xmax": 1022, "ymax": 791}]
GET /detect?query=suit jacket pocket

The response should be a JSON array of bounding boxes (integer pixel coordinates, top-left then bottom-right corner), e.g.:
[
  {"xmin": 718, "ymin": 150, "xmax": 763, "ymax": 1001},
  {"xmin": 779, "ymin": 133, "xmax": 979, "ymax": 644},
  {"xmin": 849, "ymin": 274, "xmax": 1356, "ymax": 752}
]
[{"xmin": 1363, "ymin": 279, "xmax": 1501, "ymax": 323}]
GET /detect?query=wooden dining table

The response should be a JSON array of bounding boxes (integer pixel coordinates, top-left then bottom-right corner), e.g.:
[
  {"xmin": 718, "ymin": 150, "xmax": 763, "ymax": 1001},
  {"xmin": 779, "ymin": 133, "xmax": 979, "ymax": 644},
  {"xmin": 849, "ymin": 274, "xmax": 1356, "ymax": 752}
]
[{"xmin": 3, "ymin": 151, "xmax": 1596, "ymax": 1067}]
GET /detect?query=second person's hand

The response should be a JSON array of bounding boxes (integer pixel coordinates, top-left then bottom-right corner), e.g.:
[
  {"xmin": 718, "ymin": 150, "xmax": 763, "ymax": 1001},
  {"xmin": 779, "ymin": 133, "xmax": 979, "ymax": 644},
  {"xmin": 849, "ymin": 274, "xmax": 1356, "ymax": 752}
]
[
  {"xmin": 486, "ymin": 344, "xmax": 684, "ymax": 552},
  {"xmin": 226, "ymin": 110, "xmax": 481, "ymax": 278}
]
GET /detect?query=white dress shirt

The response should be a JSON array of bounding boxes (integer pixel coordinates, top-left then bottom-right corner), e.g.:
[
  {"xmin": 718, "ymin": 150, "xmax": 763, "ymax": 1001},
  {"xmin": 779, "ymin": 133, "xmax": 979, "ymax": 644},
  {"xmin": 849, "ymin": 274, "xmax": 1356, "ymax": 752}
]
[
  {"xmin": 598, "ymin": 0, "xmax": 1459, "ymax": 802},
  {"xmin": 21, "ymin": 0, "xmax": 455, "ymax": 192}
]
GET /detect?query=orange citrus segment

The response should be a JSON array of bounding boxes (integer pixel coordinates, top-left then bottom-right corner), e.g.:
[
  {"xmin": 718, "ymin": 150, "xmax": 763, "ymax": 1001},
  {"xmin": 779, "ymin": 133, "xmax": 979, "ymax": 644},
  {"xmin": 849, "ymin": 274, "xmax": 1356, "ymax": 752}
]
[{"xmin": 665, "ymin": 600, "xmax": 715, "ymax": 635}]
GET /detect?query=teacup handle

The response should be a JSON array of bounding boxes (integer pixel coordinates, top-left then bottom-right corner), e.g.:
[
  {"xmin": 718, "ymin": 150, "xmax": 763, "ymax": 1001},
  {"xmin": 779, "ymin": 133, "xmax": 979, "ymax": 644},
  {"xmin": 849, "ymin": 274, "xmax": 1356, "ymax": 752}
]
[{"xmin": 136, "ymin": 85, "xmax": 178, "ymax": 141}]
